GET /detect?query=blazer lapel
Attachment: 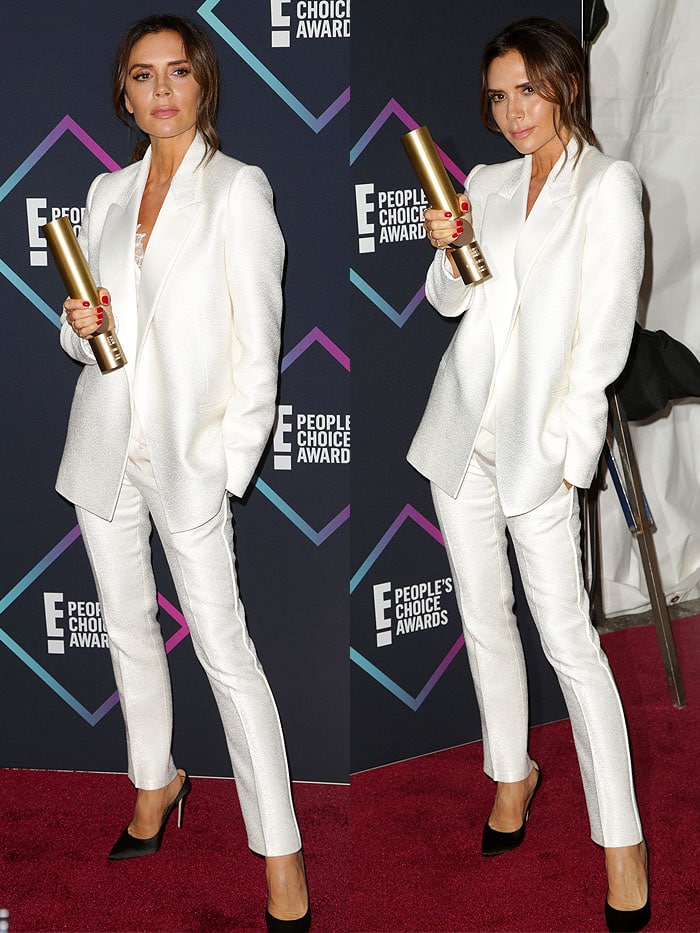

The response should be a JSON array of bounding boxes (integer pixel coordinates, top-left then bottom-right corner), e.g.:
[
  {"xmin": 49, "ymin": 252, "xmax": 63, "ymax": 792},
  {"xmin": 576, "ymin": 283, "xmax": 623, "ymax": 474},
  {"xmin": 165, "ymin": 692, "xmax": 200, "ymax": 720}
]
[
  {"xmin": 136, "ymin": 136, "xmax": 205, "ymax": 360},
  {"xmin": 514, "ymin": 143, "xmax": 579, "ymax": 293},
  {"xmin": 136, "ymin": 198, "xmax": 202, "ymax": 355},
  {"xmin": 98, "ymin": 154, "xmax": 151, "ymax": 375},
  {"xmin": 480, "ymin": 156, "xmax": 530, "ymax": 333}
]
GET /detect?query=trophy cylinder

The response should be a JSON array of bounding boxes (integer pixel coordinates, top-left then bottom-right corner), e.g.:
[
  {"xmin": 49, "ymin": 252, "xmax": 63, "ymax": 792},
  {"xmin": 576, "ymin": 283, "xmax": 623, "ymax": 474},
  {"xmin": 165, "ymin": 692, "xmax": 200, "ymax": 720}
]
[
  {"xmin": 401, "ymin": 125, "xmax": 492, "ymax": 286},
  {"xmin": 44, "ymin": 216, "xmax": 127, "ymax": 373}
]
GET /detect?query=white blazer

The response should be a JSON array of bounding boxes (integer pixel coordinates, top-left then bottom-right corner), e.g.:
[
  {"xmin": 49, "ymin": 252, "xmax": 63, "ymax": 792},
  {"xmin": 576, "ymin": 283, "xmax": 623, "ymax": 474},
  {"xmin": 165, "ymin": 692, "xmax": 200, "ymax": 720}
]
[
  {"xmin": 407, "ymin": 141, "xmax": 644, "ymax": 517},
  {"xmin": 57, "ymin": 133, "xmax": 284, "ymax": 533}
]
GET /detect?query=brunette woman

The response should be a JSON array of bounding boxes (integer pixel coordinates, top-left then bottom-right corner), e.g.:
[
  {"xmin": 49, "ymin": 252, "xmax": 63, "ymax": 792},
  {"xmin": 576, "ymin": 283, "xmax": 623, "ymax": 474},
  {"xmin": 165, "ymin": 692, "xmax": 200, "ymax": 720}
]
[
  {"xmin": 59, "ymin": 14, "xmax": 310, "ymax": 931},
  {"xmin": 412, "ymin": 18, "xmax": 649, "ymax": 931}
]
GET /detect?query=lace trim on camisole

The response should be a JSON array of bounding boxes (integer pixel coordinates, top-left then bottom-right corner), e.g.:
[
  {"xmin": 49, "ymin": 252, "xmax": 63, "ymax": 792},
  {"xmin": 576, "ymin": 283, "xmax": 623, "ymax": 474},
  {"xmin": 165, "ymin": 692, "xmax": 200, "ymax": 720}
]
[{"xmin": 135, "ymin": 225, "xmax": 146, "ymax": 268}]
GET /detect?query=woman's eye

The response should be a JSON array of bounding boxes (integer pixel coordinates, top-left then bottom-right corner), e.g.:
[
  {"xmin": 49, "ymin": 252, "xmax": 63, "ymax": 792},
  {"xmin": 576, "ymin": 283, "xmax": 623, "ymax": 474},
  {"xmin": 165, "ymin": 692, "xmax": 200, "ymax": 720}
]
[
  {"xmin": 133, "ymin": 71, "xmax": 151, "ymax": 81},
  {"xmin": 523, "ymin": 86, "xmax": 535, "ymax": 94},
  {"xmin": 173, "ymin": 67, "xmax": 191, "ymax": 77},
  {"xmin": 489, "ymin": 93, "xmax": 504, "ymax": 103}
]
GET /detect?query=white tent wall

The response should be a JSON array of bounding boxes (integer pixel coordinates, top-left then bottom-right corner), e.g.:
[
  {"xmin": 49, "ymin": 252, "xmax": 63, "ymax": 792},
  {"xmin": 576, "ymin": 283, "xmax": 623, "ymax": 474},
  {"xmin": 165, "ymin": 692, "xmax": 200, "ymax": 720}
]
[{"xmin": 589, "ymin": 0, "xmax": 700, "ymax": 614}]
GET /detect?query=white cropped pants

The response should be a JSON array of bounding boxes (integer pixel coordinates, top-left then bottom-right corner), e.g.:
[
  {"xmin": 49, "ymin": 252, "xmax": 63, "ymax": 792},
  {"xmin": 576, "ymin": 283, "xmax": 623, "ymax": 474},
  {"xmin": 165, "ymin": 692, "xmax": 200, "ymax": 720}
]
[
  {"xmin": 76, "ymin": 453, "xmax": 302, "ymax": 857},
  {"xmin": 431, "ymin": 451, "xmax": 643, "ymax": 847}
]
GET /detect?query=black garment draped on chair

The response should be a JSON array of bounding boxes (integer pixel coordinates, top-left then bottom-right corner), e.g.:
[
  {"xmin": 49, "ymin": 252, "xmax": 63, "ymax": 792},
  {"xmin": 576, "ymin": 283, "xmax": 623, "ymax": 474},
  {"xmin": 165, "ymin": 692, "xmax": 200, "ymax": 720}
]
[{"xmin": 615, "ymin": 323, "xmax": 700, "ymax": 421}]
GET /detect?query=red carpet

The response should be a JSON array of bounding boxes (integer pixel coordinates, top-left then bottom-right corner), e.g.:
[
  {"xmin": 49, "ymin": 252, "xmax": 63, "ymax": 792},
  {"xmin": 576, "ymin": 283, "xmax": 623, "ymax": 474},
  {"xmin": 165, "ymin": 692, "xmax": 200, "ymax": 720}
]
[
  {"xmin": 349, "ymin": 615, "xmax": 700, "ymax": 932},
  {"xmin": 2, "ymin": 618, "xmax": 699, "ymax": 931},
  {"xmin": 0, "ymin": 776, "xmax": 346, "ymax": 932}
]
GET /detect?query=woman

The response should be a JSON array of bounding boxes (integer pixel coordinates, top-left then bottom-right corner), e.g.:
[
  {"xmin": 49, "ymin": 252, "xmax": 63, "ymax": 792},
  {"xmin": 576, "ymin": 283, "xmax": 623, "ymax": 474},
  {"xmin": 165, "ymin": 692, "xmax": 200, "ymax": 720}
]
[
  {"xmin": 58, "ymin": 14, "xmax": 309, "ymax": 931},
  {"xmin": 410, "ymin": 18, "xmax": 650, "ymax": 932}
]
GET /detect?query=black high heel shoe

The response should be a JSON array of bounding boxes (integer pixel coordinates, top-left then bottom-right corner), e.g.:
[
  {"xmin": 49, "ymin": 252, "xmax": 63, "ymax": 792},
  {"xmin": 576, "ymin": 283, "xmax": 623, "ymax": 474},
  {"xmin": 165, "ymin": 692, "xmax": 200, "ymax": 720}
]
[
  {"xmin": 481, "ymin": 761, "xmax": 542, "ymax": 857},
  {"xmin": 265, "ymin": 852, "xmax": 311, "ymax": 932},
  {"xmin": 605, "ymin": 842, "xmax": 650, "ymax": 932},
  {"xmin": 265, "ymin": 903, "xmax": 311, "ymax": 932},
  {"xmin": 605, "ymin": 898, "xmax": 651, "ymax": 933},
  {"xmin": 108, "ymin": 768, "xmax": 191, "ymax": 861}
]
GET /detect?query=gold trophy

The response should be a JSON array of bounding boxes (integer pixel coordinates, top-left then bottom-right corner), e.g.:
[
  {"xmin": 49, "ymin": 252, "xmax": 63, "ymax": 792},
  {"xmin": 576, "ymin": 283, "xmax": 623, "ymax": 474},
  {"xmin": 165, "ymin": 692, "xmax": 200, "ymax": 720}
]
[
  {"xmin": 401, "ymin": 126, "xmax": 491, "ymax": 286},
  {"xmin": 43, "ymin": 216, "xmax": 126, "ymax": 373}
]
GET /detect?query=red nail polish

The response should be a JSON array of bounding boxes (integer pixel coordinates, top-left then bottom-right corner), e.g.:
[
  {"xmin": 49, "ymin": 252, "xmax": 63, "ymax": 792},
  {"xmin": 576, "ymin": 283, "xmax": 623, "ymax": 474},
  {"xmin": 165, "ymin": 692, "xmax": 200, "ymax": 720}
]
[
  {"xmin": 444, "ymin": 212, "xmax": 452, "ymax": 218},
  {"xmin": 456, "ymin": 220, "xmax": 464, "ymax": 227},
  {"xmin": 101, "ymin": 295, "xmax": 109, "ymax": 305},
  {"xmin": 452, "ymin": 233, "xmax": 459, "ymax": 239},
  {"xmin": 96, "ymin": 312, "xmax": 104, "ymax": 322},
  {"xmin": 461, "ymin": 202, "xmax": 469, "ymax": 212},
  {"xmin": 82, "ymin": 301, "xmax": 90, "ymax": 307}
]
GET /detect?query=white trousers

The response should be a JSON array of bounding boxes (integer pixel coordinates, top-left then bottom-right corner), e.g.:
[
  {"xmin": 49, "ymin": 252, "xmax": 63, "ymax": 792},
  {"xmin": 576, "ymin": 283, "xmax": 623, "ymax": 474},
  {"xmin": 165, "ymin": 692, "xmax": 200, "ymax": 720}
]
[
  {"xmin": 431, "ymin": 451, "xmax": 643, "ymax": 847},
  {"xmin": 76, "ymin": 452, "xmax": 302, "ymax": 857}
]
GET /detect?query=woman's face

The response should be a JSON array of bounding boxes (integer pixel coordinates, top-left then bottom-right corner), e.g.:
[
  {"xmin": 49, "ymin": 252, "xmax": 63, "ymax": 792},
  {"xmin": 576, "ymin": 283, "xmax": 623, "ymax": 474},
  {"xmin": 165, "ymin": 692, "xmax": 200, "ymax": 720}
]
[
  {"xmin": 124, "ymin": 30, "xmax": 200, "ymax": 144},
  {"xmin": 486, "ymin": 50, "xmax": 566, "ymax": 163}
]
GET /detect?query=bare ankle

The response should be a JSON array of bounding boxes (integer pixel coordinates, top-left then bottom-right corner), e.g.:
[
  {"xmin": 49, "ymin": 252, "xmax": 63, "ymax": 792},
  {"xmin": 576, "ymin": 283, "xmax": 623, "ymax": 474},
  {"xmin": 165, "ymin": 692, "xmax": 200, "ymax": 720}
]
[
  {"xmin": 266, "ymin": 851, "xmax": 308, "ymax": 921},
  {"xmin": 605, "ymin": 841, "xmax": 648, "ymax": 911}
]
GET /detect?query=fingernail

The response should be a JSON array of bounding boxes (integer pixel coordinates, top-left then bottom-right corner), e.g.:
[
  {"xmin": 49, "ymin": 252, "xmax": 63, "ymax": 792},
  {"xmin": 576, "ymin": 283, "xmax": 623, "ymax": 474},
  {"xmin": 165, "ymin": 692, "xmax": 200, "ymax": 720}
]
[
  {"xmin": 444, "ymin": 212, "xmax": 452, "ymax": 218},
  {"xmin": 101, "ymin": 295, "xmax": 110, "ymax": 305},
  {"xmin": 82, "ymin": 301, "xmax": 90, "ymax": 307},
  {"xmin": 96, "ymin": 312, "xmax": 103, "ymax": 322},
  {"xmin": 456, "ymin": 220, "xmax": 464, "ymax": 227},
  {"xmin": 452, "ymin": 233, "xmax": 460, "ymax": 239},
  {"xmin": 461, "ymin": 202, "xmax": 469, "ymax": 211}
]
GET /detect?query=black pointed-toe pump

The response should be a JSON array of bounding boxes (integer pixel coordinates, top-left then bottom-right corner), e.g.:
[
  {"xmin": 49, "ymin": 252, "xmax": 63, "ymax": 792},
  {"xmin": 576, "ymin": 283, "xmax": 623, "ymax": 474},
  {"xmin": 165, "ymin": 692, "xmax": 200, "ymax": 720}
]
[
  {"xmin": 108, "ymin": 769, "xmax": 191, "ymax": 861},
  {"xmin": 481, "ymin": 762, "xmax": 542, "ymax": 857}
]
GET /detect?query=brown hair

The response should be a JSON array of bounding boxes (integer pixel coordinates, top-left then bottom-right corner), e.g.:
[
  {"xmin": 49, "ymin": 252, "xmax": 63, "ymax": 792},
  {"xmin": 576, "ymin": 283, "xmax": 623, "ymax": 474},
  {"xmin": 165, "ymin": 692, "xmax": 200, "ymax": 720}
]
[
  {"xmin": 112, "ymin": 13, "xmax": 220, "ymax": 163},
  {"xmin": 479, "ymin": 17, "xmax": 596, "ymax": 162}
]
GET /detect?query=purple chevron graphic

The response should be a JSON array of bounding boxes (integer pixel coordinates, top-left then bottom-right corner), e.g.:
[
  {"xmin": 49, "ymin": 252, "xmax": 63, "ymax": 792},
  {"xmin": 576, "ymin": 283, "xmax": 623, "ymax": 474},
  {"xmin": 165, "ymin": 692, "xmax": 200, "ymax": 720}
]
[
  {"xmin": 0, "ymin": 114, "xmax": 120, "ymax": 203},
  {"xmin": 282, "ymin": 326, "xmax": 350, "ymax": 372},
  {"xmin": 350, "ymin": 98, "xmax": 466, "ymax": 185},
  {"xmin": 0, "ymin": 115, "xmax": 121, "ymax": 326},
  {"xmin": 351, "ymin": 99, "xmax": 467, "ymax": 328},
  {"xmin": 350, "ymin": 503, "xmax": 443, "ymax": 593},
  {"xmin": 350, "ymin": 504, "xmax": 466, "ymax": 711},
  {"xmin": 258, "ymin": 325, "xmax": 350, "ymax": 544},
  {"xmin": 0, "ymin": 526, "xmax": 191, "ymax": 726}
]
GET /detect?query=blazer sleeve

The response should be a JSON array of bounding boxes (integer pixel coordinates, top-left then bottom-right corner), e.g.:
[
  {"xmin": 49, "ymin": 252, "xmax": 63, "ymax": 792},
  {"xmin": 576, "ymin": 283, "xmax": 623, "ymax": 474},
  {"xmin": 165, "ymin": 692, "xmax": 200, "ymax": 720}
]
[
  {"xmin": 59, "ymin": 173, "xmax": 108, "ymax": 366},
  {"xmin": 221, "ymin": 165, "xmax": 284, "ymax": 498},
  {"xmin": 424, "ymin": 163, "xmax": 485, "ymax": 318},
  {"xmin": 561, "ymin": 159, "xmax": 644, "ymax": 487}
]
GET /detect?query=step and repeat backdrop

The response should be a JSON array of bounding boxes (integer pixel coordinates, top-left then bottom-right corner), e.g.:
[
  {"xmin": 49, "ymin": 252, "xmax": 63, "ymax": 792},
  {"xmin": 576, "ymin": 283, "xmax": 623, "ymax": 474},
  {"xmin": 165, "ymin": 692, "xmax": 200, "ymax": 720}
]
[
  {"xmin": 0, "ymin": 0, "xmax": 349, "ymax": 784},
  {"xmin": 1, "ymin": 0, "xmax": 585, "ymax": 784},
  {"xmin": 350, "ymin": 0, "xmax": 580, "ymax": 772}
]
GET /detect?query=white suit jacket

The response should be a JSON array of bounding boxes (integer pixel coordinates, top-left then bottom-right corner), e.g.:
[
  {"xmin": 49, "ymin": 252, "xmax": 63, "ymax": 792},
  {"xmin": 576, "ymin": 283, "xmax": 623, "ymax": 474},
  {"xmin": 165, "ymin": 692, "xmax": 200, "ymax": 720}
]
[
  {"xmin": 57, "ymin": 134, "xmax": 284, "ymax": 533},
  {"xmin": 407, "ymin": 141, "xmax": 644, "ymax": 516}
]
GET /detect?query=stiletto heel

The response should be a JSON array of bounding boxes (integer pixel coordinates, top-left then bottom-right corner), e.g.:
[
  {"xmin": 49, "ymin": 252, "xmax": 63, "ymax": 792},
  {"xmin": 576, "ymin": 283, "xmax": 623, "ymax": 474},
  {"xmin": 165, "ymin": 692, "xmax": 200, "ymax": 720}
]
[
  {"xmin": 481, "ymin": 762, "xmax": 542, "ymax": 857},
  {"xmin": 605, "ymin": 842, "xmax": 650, "ymax": 932},
  {"xmin": 177, "ymin": 793, "xmax": 187, "ymax": 829},
  {"xmin": 108, "ymin": 769, "xmax": 191, "ymax": 861}
]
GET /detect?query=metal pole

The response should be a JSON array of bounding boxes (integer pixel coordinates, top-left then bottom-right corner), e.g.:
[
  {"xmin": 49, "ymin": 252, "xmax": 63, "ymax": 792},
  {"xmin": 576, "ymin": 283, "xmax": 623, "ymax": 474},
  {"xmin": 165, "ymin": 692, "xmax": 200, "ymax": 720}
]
[{"xmin": 609, "ymin": 393, "xmax": 686, "ymax": 708}]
